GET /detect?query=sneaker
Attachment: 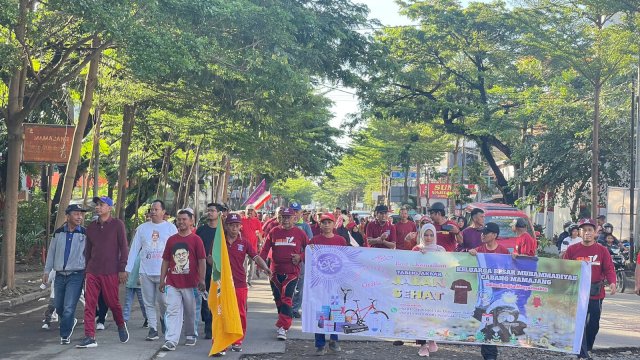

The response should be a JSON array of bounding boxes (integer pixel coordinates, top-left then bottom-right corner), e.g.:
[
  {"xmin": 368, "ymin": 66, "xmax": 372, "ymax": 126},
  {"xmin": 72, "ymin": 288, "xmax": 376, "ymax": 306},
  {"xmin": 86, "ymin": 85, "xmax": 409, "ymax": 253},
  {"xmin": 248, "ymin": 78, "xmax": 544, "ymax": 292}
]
[
  {"xmin": 315, "ymin": 346, "xmax": 327, "ymax": 356},
  {"xmin": 211, "ymin": 351, "xmax": 226, "ymax": 357},
  {"xmin": 42, "ymin": 323, "xmax": 50, "ymax": 330},
  {"xmin": 393, "ymin": 340, "xmax": 404, "ymax": 346},
  {"xmin": 418, "ymin": 344, "xmax": 430, "ymax": 357},
  {"xmin": 328, "ymin": 340, "xmax": 341, "ymax": 352},
  {"xmin": 118, "ymin": 323, "xmax": 129, "ymax": 343},
  {"xmin": 51, "ymin": 312, "xmax": 59, "ymax": 322},
  {"xmin": 427, "ymin": 341, "xmax": 438, "ymax": 353},
  {"xmin": 142, "ymin": 318, "xmax": 149, "ymax": 328},
  {"xmin": 276, "ymin": 327, "xmax": 287, "ymax": 340},
  {"xmin": 60, "ymin": 337, "xmax": 70, "ymax": 345},
  {"xmin": 145, "ymin": 328, "xmax": 159, "ymax": 341},
  {"xmin": 185, "ymin": 337, "xmax": 197, "ymax": 346},
  {"xmin": 161, "ymin": 341, "xmax": 176, "ymax": 351},
  {"xmin": 96, "ymin": 322, "xmax": 105, "ymax": 331},
  {"xmin": 231, "ymin": 344, "xmax": 242, "ymax": 352},
  {"xmin": 76, "ymin": 337, "xmax": 97, "ymax": 348},
  {"xmin": 69, "ymin": 318, "xmax": 78, "ymax": 339}
]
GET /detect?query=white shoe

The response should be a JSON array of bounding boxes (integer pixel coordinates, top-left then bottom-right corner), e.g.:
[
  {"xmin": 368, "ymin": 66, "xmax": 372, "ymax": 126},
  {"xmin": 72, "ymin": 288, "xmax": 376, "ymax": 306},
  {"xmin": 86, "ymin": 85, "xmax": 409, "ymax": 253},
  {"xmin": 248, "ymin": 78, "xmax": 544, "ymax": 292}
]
[
  {"xmin": 42, "ymin": 323, "xmax": 50, "ymax": 330},
  {"xmin": 96, "ymin": 322, "xmax": 105, "ymax": 330},
  {"xmin": 276, "ymin": 327, "xmax": 287, "ymax": 340}
]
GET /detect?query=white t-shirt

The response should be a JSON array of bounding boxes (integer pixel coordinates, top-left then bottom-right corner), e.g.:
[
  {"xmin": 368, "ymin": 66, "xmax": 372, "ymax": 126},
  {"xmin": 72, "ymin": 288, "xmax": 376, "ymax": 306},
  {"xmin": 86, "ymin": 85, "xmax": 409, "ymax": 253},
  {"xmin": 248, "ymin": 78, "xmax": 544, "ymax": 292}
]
[
  {"xmin": 560, "ymin": 236, "xmax": 583, "ymax": 253},
  {"xmin": 125, "ymin": 221, "xmax": 177, "ymax": 276}
]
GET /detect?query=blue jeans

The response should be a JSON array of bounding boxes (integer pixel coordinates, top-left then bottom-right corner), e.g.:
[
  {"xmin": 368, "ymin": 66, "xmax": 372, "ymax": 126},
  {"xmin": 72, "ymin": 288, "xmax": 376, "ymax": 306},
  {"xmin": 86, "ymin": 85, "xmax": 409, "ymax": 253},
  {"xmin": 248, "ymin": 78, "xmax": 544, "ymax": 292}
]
[
  {"xmin": 54, "ymin": 271, "xmax": 84, "ymax": 338},
  {"xmin": 123, "ymin": 287, "xmax": 147, "ymax": 322},
  {"xmin": 315, "ymin": 333, "xmax": 338, "ymax": 348}
]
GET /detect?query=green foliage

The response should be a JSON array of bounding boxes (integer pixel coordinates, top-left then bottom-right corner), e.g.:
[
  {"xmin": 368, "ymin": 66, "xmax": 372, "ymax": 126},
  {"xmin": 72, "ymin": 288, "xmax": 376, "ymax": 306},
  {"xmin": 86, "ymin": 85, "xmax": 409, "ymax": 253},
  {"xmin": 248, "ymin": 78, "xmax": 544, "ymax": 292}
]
[
  {"xmin": 272, "ymin": 177, "xmax": 319, "ymax": 205},
  {"xmin": 15, "ymin": 197, "xmax": 47, "ymax": 258}
]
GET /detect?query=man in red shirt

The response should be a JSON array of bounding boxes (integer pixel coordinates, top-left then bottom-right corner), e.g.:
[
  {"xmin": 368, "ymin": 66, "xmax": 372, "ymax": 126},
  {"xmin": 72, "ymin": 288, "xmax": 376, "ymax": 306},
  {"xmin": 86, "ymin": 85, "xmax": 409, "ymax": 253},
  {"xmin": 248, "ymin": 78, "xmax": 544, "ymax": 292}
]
[
  {"xmin": 259, "ymin": 208, "xmax": 308, "ymax": 341},
  {"xmin": 159, "ymin": 209, "xmax": 206, "ymax": 351},
  {"xmin": 395, "ymin": 207, "xmax": 417, "ymax": 250},
  {"xmin": 469, "ymin": 222, "xmax": 507, "ymax": 360},
  {"xmin": 563, "ymin": 218, "xmax": 616, "ymax": 359},
  {"xmin": 241, "ymin": 205, "xmax": 263, "ymax": 286},
  {"xmin": 428, "ymin": 202, "xmax": 460, "ymax": 252},
  {"xmin": 309, "ymin": 213, "xmax": 346, "ymax": 355},
  {"xmin": 77, "ymin": 196, "xmax": 129, "ymax": 348},
  {"xmin": 223, "ymin": 213, "xmax": 271, "ymax": 352},
  {"xmin": 511, "ymin": 218, "xmax": 537, "ymax": 256},
  {"xmin": 365, "ymin": 205, "xmax": 396, "ymax": 249}
]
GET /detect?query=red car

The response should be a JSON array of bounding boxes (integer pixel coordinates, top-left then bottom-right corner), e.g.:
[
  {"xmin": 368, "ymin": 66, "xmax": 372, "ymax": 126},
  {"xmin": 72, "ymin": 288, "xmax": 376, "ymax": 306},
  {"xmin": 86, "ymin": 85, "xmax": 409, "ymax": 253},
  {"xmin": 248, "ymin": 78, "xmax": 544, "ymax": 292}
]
[{"xmin": 463, "ymin": 203, "xmax": 535, "ymax": 252}]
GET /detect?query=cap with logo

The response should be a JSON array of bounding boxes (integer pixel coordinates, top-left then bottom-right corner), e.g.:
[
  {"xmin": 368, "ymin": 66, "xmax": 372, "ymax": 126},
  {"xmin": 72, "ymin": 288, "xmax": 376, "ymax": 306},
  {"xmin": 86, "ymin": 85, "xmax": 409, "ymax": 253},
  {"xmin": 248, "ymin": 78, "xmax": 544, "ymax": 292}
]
[
  {"xmin": 290, "ymin": 202, "xmax": 302, "ymax": 211},
  {"xmin": 482, "ymin": 222, "xmax": 500, "ymax": 235},
  {"xmin": 226, "ymin": 213, "xmax": 242, "ymax": 224},
  {"xmin": 246, "ymin": 205, "xmax": 255, "ymax": 211},
  {"xmin": 578, "ymin": 218, "xmax": 597, "ymax": 229},
  {"xmin": 93, "ymin": 196, "xmax": 113, "ymax": 207},
  {"xmin": 65, "ymin": 204, "xmax": 87, "ymax": 214},
  {"xmin": 281, "ymin": 208, "xmax": 295, "ymax": 217}
]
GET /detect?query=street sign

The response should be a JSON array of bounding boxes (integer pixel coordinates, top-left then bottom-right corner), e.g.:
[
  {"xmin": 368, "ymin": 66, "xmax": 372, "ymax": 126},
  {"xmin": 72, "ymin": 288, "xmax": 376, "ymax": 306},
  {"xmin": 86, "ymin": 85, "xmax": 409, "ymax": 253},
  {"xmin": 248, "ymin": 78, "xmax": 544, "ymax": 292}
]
[
  {"xmin": 22, "ymin": 124, "xmax": 74, "ymax": 163},
  {"xmin": 390, "ymin": 170, "xmax": 417, "ymax": 179}
]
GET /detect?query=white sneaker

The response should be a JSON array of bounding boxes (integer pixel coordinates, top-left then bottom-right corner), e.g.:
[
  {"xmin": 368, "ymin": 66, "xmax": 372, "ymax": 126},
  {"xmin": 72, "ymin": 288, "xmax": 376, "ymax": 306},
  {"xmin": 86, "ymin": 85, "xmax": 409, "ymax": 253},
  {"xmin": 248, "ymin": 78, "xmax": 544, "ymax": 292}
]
[
  {"xmin": 42, "ymin": 323, "xmax": 50, "ymax": 330},
  {"xmin": 276, "ymin": 327, "xmax": 287, "ymax": 340},
  {"xmin": 96, "ymin": 322, "xmax": 105, "ymax": 331}
]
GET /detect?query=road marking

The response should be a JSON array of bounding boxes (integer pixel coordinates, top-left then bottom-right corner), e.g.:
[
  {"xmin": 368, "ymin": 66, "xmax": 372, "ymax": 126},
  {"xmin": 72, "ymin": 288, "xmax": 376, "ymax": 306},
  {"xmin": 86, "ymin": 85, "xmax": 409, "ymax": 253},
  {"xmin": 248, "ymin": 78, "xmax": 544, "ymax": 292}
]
[
  {"xmin": 0, "ymin": 312, "xmax": 18, "ymax": 316},
  {"xmin": 19, "ymin": 304, "xmax": 47, "ymax": 315}
]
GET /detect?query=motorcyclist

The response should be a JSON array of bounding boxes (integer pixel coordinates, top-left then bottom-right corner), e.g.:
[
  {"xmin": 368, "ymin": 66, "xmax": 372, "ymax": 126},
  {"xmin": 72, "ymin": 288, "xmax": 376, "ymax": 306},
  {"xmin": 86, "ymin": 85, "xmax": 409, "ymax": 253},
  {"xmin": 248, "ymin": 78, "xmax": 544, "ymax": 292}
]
[{"xmin": 597, "ymin": 223, "xmax": 615, "ymax": 246}]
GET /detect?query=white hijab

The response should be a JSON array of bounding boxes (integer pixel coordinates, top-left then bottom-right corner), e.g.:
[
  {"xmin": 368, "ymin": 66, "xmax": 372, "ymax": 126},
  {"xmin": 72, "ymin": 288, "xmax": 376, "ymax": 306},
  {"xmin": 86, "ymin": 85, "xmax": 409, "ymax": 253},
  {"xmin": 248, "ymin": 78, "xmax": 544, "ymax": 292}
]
[{"xmin": 418, "ymin": 223, "xmax": 437, "ymax": 247}]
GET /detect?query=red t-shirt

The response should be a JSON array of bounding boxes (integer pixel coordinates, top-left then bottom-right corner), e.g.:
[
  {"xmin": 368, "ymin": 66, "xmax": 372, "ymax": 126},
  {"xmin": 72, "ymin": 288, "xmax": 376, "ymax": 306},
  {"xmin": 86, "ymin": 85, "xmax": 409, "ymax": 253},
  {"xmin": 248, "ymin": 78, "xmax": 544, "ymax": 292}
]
[
  {"xmin": 395, "ymin": 220, "xmax": 417, "ymax": 250},
  {"xmin": 224, "ymin": 235, "xmax": 257, "ymax": 289},
  {"xmin": 365, "ymin": 221, "xmax": 396, "ymax": 248},
  {"xmin": 310, "ymin": 234, "xmax": 348, "ymax": 246},
  {"xmin": 563, "ymin": 242, "xmax": 616, "ymax": 299},
  {"xmin": 241, "ymin": 217, "xmax": 262, "ymax": 248},
  {"xmin": 260, "ymin": 226, "xmax": 308, "ymax": 275},
  {"xmin": 434, "ymin": 221, "xmax": 459, "ymax": 252},
  {"xmin": 162, "ymin": 233, "xmax": 206, "ymax": 289},
  {"xmin": 514, "ymin": 232, "xmax": 537, "ymax": 256},
  {"xmin": 263, "ymin": 219, "xmax": 280, "ymax": 237},
  {"xmin": 475, "ymin": 243, "xmax": 510, "ymax": 254}
]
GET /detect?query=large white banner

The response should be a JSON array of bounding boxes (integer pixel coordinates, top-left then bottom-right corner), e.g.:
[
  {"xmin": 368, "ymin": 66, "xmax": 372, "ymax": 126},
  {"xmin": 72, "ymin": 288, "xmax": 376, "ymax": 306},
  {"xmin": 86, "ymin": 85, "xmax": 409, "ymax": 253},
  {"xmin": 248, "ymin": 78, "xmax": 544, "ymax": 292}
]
[{"xmin": 302, "ymin": 246, "xmax": 591, "ymax": 354}]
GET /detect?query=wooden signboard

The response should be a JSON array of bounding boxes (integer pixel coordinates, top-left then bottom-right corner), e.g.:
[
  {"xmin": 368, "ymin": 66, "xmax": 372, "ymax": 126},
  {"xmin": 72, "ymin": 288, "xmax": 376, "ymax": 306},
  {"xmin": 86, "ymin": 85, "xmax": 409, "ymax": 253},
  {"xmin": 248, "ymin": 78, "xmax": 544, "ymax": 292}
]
[{"xmin": 22, "ymin": 124, "xmax": 74, "ymax": 163}]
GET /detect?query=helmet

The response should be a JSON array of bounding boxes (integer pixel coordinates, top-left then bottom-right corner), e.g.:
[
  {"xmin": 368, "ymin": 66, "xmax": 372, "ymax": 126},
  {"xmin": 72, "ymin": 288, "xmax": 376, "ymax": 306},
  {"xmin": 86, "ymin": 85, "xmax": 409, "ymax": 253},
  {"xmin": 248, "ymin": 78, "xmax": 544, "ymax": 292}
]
[
  {"xmin": 603, "ymin": 223, "xmax": 613, "ymax": 233},
  {"xmin": 563, "ymin": 221, "xmax": 573, "ymax": 231},
  {"xmin": 567, "ymin": 223, "xmax": 579, "ymax": 233}
]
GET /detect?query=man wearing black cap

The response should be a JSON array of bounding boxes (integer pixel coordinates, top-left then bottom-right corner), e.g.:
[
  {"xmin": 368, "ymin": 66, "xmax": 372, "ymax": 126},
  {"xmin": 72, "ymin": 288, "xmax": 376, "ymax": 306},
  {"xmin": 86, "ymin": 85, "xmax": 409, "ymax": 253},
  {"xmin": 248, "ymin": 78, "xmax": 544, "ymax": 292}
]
[
  {"xmin": 469, "ymin": 222, "xmax": 508, "ymax": 360},
  {"xmin": 365, "ymin": 205, "xmax": 396, "ymax": 249},
  {"xmin": 43, "ymin": 204, "xmax": 88, "ymax": 345},
  {"xmin": 77, "ymin": 196, "xmax": 130, "ymax": 348},
  {"xmin": 428, "ymin": 202, "xmax": 460, "ymax": 252},
  {"xmin": 563, "ymin": 218, "xmax": 616, "ymax": 359}
]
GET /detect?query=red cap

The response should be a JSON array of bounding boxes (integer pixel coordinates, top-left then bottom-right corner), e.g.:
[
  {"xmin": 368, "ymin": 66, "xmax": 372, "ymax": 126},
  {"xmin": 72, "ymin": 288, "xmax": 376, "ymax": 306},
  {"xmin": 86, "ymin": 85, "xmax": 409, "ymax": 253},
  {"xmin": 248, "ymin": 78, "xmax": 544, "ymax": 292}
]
[
  {"xmin": 319, "ymin": 213, "xmax": 335, "ymax": 222},
  {"xmin": 226, "ymin": 213, "xmax": 242, "ymax": 224},
  {"xmin": 346, "ymin": 222, "xmax": 356, "ymax": 230},
  {"xmin": 578, "ymin": 218, "xmax": 596, "ymax": 229}
]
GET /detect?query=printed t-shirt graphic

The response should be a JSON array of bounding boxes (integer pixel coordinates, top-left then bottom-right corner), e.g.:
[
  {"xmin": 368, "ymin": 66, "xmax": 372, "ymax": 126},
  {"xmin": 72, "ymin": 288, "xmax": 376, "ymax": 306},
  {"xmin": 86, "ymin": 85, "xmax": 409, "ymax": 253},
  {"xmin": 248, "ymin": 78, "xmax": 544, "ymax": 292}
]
[{"xmin": 451, "ymin": 279, "xmax": 473, "ymax": 304}]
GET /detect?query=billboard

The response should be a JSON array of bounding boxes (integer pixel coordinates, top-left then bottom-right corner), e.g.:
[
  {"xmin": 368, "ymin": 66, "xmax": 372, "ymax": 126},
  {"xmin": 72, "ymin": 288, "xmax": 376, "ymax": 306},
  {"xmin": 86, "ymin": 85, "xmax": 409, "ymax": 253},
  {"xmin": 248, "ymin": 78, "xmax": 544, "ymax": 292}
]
[
  {"xmin": 22, "ymin": 124, "xmax": 74, "ymax": 163},
  {"xmin": 420, "ymin": 183, "xmax": 478, "ymax": 199}
]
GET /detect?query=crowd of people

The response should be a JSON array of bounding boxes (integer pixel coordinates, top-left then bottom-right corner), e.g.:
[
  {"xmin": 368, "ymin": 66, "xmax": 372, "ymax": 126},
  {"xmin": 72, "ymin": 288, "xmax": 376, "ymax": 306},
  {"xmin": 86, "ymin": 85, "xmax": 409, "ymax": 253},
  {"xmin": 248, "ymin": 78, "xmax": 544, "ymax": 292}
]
[{"xmin": 41, "ymin": 198, "xmax": 626, "ymax": 360}]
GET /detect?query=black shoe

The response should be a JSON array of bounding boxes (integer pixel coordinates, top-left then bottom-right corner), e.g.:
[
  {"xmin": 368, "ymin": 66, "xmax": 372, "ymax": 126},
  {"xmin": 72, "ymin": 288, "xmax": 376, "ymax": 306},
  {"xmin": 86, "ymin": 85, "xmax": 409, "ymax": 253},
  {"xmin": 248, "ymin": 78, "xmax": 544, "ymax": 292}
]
[
  {"xmin": 393, "ymin": 340, "xmax": 404, "ymax": 346},
  {"xmin": 76, "ymin": 337, "xmax": 97, "ymax": 348}
]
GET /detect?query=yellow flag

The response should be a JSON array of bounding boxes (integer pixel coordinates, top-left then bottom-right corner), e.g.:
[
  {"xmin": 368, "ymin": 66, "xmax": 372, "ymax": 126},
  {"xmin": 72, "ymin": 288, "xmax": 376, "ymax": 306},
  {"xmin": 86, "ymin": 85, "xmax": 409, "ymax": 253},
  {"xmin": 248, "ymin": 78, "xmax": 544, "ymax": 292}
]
[{"xmin": 208, "ymin": 218, "xmax": 243, "ymax": 355}]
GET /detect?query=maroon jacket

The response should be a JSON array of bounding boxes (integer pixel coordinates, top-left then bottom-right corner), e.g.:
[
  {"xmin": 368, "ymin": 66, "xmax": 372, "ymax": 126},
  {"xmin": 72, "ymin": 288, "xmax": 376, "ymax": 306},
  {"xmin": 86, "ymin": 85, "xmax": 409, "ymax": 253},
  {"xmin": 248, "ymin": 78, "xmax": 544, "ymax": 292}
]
[{"xmin": 85, "ymin": 216, "xmax": 129, "ymax": 275}]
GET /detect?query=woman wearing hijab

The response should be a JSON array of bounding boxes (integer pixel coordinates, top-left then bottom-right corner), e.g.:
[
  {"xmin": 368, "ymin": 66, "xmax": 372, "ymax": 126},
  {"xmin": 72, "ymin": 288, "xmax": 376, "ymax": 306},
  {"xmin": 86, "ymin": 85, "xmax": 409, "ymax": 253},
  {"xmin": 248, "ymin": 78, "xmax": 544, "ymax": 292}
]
[{"xmin": 412, "ymin": 223, "xmax": 444, "ymax": 356}]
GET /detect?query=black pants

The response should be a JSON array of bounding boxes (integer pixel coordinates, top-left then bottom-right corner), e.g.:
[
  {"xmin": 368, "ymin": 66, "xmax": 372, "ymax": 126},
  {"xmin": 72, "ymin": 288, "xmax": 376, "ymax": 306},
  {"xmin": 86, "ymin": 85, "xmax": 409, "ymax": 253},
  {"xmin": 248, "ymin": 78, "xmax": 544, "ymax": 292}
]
[
  {"xmin": 481, "ymin": 345, "xmax": 498, "ymax": 359},
  {"xmin": 201, "ymin": 268, "xmax": 212, "ymax": 327},
  {"xmin": 96, "ymin": 292, "xmax": 108, "ymax": 323},
  {"xmin": 580, "ymin": 299, "xmax": 603, "ymax": 357}
]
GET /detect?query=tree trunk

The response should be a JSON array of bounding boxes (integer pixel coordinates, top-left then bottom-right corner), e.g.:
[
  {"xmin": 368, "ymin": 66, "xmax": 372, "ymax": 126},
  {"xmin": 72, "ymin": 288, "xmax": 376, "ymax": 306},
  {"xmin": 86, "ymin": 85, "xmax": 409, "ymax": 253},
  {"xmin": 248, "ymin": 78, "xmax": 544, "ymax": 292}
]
[
  {"xmin": 115, "ymin": 103, "xmax": 136, "ymax": 220},
  {"xmin": 222, "ymin": 156, "xmax": 231, "ymax": 204},
  {"xmin": 1, "ymin": 0, "xmax": 30, "ymax": 288},
  {"xmin": 181, "ymin": 139, "xmax": 203, "ymax": 209},
  {"xmin": 84, "ymin": 105, "xmax": 102, "ymax": 204},
  {"xmin": 591, "ymin": 81, "xmax": 601, "ymax": 218},
  {"xmin": 416, "ymin": 162, "xmax": 422, "ymax": 211},
  {"xmin": 55, "ymin": 37, "xmax": 102, "ymax": 229}
]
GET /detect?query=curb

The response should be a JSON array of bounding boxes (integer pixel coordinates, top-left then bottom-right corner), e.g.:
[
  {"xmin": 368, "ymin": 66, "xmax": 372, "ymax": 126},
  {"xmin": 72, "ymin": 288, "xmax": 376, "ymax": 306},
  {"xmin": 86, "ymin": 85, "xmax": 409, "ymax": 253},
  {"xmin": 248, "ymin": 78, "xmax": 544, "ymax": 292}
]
[{"xmin": 0, "ymin": 289, "xmax": 50, "ymax": 311}]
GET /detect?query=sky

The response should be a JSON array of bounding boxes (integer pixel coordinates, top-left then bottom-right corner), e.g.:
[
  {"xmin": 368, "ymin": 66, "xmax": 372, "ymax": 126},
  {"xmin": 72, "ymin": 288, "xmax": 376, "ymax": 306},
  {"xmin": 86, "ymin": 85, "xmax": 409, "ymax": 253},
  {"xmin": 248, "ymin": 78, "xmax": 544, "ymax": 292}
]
[{"xmin": 327, "ymin": 0, "xmax": 478, "ymax": 145}]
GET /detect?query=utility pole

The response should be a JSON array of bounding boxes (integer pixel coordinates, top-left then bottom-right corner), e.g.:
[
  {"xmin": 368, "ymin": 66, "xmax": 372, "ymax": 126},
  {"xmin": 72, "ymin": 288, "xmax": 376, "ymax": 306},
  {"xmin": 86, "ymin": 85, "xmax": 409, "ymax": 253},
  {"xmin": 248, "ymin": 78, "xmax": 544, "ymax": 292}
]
[{"xmin": 630, "ymin": 78, "xmax": 635, "ymax": 261}]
